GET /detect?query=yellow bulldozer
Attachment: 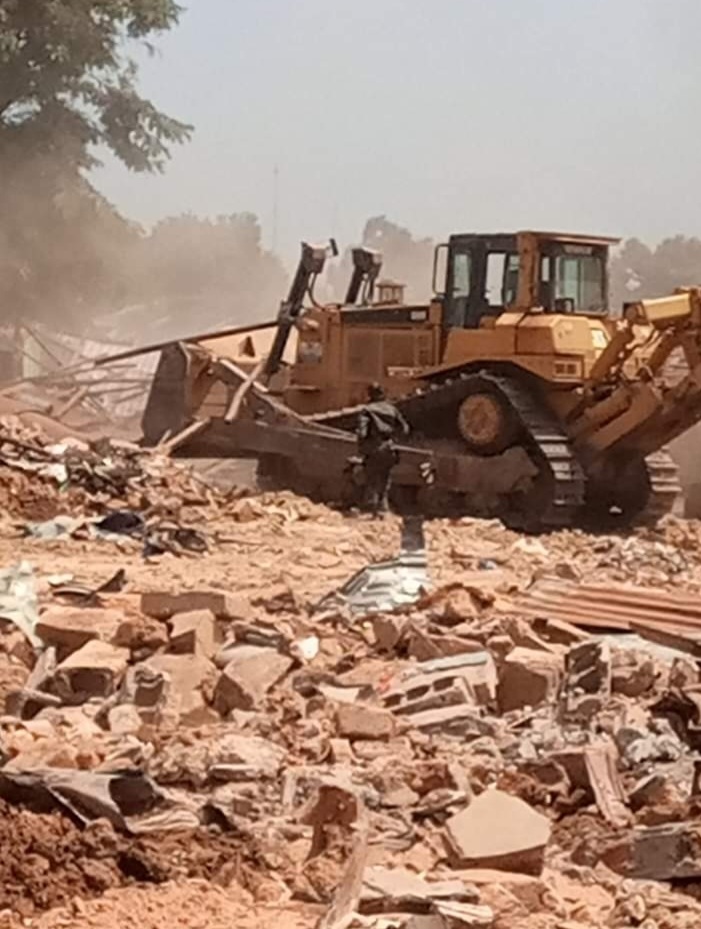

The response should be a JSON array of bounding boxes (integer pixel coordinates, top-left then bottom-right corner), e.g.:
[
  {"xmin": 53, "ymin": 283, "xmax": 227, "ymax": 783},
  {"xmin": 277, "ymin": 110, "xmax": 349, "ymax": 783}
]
[{"xmin": 142, "ymin": 229, "xmax": 701, "ymax": 529}]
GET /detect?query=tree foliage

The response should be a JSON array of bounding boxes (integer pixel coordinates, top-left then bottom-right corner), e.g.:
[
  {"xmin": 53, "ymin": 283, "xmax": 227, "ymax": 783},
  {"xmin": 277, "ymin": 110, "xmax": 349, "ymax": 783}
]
[
  {"xmin": 0, "ymin": 0, "xmax": 191, "ymax": 325},
  {"xmin": 0, "ymin": 0, "xmax": 190, "ymax": 171},
  {"xmin": 610, "ymin": 236, "xmax": 701, "ymax": 306}
]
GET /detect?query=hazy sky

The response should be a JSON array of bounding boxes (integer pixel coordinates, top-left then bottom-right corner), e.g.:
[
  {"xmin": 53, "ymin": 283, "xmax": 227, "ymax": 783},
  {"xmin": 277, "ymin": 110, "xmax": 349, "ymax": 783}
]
[{"xmin": 94, "ymin": 0, "xmax": 701, "ymax": 263}]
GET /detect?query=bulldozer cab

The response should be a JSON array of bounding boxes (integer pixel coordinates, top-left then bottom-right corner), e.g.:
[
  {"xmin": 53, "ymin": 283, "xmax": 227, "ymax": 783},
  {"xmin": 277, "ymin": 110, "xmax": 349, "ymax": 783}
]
[{"xmin": 436, "ymin": 231, "xmax": 617, "ymax": 329}]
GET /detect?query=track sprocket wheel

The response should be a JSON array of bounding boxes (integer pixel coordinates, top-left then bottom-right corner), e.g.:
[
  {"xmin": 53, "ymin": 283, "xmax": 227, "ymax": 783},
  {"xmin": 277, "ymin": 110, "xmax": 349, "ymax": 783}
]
[{"xmin": 457, "ymin": 386, "xmax": 519, "ymax": 455}]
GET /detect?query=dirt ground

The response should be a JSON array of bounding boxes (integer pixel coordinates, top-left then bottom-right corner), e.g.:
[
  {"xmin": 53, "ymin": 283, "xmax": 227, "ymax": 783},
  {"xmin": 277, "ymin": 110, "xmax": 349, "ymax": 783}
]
[
  {"xmin": 0, "ymin": 881, "xmax": 318, "ymax": 929},
  {"xmin": 2, "ymin": 434, "xmax": 701, "ymax": 927}
]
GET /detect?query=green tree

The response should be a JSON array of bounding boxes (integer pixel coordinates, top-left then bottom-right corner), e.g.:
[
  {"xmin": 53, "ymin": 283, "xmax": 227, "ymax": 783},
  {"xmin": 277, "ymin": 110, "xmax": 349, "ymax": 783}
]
[
  {"xmin": 0, "ymin": 0, "xmax": 190, "ymax": 171},
  {"xmin": 0, "ymin": 0, "xmax": 190, "ymax": 327}
]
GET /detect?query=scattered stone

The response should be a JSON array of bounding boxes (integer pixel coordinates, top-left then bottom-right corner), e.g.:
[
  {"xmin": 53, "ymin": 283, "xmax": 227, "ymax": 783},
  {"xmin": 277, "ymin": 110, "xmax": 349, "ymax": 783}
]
[
  {"xmin": 444, "ymin": 788, "xmax": 551, "ymax": 875},
  {"xmin": 141, "ymin": 590, "xmax": 248, "ymax": 620},
  {"xmin": 669, "ymin": 656, "xmax": 699, "ymax": 689},
  {"xmin": 408, "ymin": 704, "xmax": 494, "ymax": 738},
  {"xmin": 51, "ymin": 639, "xmax": 129, "ymax": 701},
  {"xmin": 497, "ymin": 647, "xmax": 563, "ymax": 712},
  {"xmin": 329, "ymin": 738, "xmax": 354, "ymax": 764},
  {"xmin": 107, "ymin": 704, "xmax": 144, "ymax": 737},
  {"xmin": 360, "ymin": 866, "xmax": 478, "ymax": 914},
  {"xmin": 251, "ymin": 583, "xmax": 300, "ymax": 614},
  {"xmin": 213, "ymin": 646, "xmax": 293, "ymax": 714},
  {"xmin": 611, "ymin": 649, "xmax": 658, "ymax": 698},
  {"xmin": 302, "ymin": 782, "xmax": 361, "ymax": 857},
  {"xmin": 36, "ymin": 607, "xmax": 124, "ymax": 655},
  {"xmin": 113, "ymin": 614, "xmax": 169, "ymax": 654},
  {"xmin": 118, "ymin": 663, "xmax": 171, "ymax": 725},
  {"xmin": 372, "ymin": 614, "xmax": 409, "ymax": 652},
  {"xmin": 336, "ymin": 703, "xmax": 396, "ymax": 741},
  {"xmin": 451, "ymin": 868, "xmax": 545, "ymax": 911},
  {"xmin": 615, "ymin": 724, "xmax": 683, "ymax": 767},
  {"xmin": 629, "ymin": 774, "xmax": 669, "ymax": 811},
  {"xmin": 561, "ymin": 640, "xmax": 611, "ymax": 721},
  {"xmin": 146, "ymin": 653, "xmax": 218, "ymax": 726},
  {"xmin": 406, "ymin": 627, "xmax": 485, "ymax": 662},
  {"xmin": 168, "ymin": 609, "xmax": 216, "ymax": 658},
  {"xmin": 631, "ymin": 821, "xmax": 701, "ymax": 880}
]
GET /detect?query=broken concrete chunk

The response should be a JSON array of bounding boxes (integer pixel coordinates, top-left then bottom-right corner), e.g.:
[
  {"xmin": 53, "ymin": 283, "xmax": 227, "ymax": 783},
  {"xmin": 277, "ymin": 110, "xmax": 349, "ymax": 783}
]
[
  {"xmin": 532, "ymin": 617, "xmax": 590, "ymax": 647},
  {"xmin": 407, "ymin": 704, "xmax": 494, "ymax": 738},
  {"xmin": 107, "ymin": 703, "xmax": 144, "ymax": 737},
  {"xmin": 384, "ymin": 672, "xmax": 472, "ymax": 718},
  {"xmin": 583, "ymin": 744, "xmax": 630, "ymax": 827},
  {"xmin": 384, "ymin": 652, "xmax": 496, "ymax": 719},
  {"xmin": 120, "ymin": 663, "xmax": 170, "ymax": 723},
  {"xmin": 141, "ymin": 590, "xmax": 248, "ymax": 621},
  {"xmin": 302, "ymin": 782, "xmax": 361, "ymax": 857},
  {"xmin": 500, "ymin": 617, "xmax": 559, "ymax": 654},
  {"xmin": 404, "ymin": 917, "xmax": 447, "ymax": 929},
  {"xmin": 611, "ymin": 649, "xmax": 658, "ymax": 698},
  {"xmin": 317, "ymin": 804, "xmax": 369, "ymax": 929},
  {"xmin": 432, "ymin": 901, "xmax": 494, "ymax": 929},
  {"xmin": 372, "ymin": 614, "xmax": 409, "ymax": 653},
  {"xmin": 450, "ymin": 868, "xmax": 545, "ymax": 911},
  {"xmin": 168, "ymin": 609, "xmax": 216, "ymax": 658},
  {"xmin": 146, "ymin": 653, "xmax": 217, "ymax": 726},
  {"xmin": 360, "ymin": 866, "xmax": 479, "ymax": 914},
  {"xmin": 113, "ymin": 615, "xmax": 169, "ymax": 653},
  {"xmin": 329, "ymin": 738, "xmax": 354, "ymax": 764},
  {"xmin": 336, "ymin": 703, "xmax": 396, "ymax": 741},
  {"xmin": 36, "ymin": 607, "xmax": 124, "ymax": 655},
  {"xmin": 629, "ymin": 773, "xmax": 668, "ymax": 811},
  {"xmin": 52, "ymin": 639, "xmax": 129, "ymax": 701},
  {"xmin": 406, "ymin": 625, "xmax": 486, "ymax": 662},
  {"xmin": 631, "ymin": 821, "xmax": 701, "ymax": 880},
  {"xmin": 497, "ymin": 647, "xmax": 563, "ymax": 713},
  {"xmin": 210, "ymin": 733, "xmax": 286, "ymax": 779},
  {"xmin": 445, "ymin": 788, "xmax": 551, "ymax": 875},
  {"xmin": 213, "ymin": 646, "xmax": 293, "ymax": 714},
  {"xmin": 669, "ymin": 656, "xmax": 699, "ymax": 689},
  {"xmin": 252, "ymin": 583, "xmax": 301, "ymax": 614},
  {"xmin": 561, "ymin": 640, "xmax": 611, "ymax": 722}
]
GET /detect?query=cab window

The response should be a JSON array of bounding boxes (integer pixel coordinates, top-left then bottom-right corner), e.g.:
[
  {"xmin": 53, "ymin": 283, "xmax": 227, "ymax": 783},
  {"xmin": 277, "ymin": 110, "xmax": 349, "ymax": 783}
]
[
  {"xmin": 453, "ymin": 251, "xmax": 471, "ymax": 298},
  {"xmin": 555, "ymin": 254, "xmax": 605, "ymax": 313},
  {"xmin": 486, "ymin": 253, "xmax": 506, "ymax": 307},
  {"xmin": 504, "ymin": 254, "xmax": 519, "ymax": 306}
]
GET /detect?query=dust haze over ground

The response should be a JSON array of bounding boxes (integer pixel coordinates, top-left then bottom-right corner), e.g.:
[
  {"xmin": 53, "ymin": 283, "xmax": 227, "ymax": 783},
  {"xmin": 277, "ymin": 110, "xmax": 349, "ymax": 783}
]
[{"xmin": 6, "ymin": 3, "xmax": 701, "ymax": 926}]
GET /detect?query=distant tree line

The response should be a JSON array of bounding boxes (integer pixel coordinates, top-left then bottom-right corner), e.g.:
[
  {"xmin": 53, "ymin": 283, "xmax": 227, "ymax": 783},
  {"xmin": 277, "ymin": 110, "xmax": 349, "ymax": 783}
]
[
  {"xmin": 609, "ymin": 236, "xmax": 701, "ymax": 306},
  {"xmin": 1, "ymin": 3, "xmax": 700, "ymax": 338}
]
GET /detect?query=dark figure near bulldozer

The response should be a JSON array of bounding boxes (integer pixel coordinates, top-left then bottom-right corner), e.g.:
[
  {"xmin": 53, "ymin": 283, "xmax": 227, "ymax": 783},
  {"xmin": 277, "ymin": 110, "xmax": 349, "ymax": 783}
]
[{"xmin": 356, "ymin": 383, "xmax": 410, "ymax": 515}]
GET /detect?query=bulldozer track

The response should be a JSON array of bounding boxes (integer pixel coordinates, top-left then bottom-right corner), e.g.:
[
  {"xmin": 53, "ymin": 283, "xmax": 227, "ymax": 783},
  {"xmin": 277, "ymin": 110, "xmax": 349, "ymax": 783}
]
[
  {"xmin": 484, "ymin": 373, "xmax": 585, "ymax": 526},
  {"xmin": 312, "ymin": 368, "xmax": 586, "ymax": 529}
]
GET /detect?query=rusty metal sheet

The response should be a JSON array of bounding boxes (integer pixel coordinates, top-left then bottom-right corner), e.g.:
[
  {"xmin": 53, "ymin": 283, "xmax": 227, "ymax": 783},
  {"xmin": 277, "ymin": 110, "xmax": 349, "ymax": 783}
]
[{"xmin": 518, "ymin": 579, "xmax": 701, "ymax": 644}]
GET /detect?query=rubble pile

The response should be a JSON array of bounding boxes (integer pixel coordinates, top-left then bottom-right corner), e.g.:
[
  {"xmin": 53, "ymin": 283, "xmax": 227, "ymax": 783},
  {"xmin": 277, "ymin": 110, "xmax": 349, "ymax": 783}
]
[
  {"xmin": 0, "ymin": 414, "xmax": 223, "ymax": 519},
  {"xmin": 0, "ymin": 416, "xmax": 229, "ymax": 558},
  {"xmin": 2, "ymin": 490, "xmax": 701, "ymax": 927}
]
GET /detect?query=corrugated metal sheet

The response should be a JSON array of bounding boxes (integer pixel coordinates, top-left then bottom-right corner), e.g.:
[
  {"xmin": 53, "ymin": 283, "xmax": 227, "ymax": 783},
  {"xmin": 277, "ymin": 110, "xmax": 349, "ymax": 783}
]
[
  {"xmin": 23, "ymin": 324, "xmax": 157, "ymax": 418},
  {"xmin": 518, "ymin": 579, "xmax": 701, "ymax": 654},
  {"xmin": 317, "ymin": 517, "xmax": 429, "ymax": 616}
]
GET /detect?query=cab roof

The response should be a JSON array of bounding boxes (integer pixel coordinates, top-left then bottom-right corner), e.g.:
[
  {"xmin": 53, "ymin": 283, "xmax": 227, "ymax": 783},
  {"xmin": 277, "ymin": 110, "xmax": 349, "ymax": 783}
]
[{"xmin": 449, "ymin": 230, "xmax": 620, "ymax": 247}]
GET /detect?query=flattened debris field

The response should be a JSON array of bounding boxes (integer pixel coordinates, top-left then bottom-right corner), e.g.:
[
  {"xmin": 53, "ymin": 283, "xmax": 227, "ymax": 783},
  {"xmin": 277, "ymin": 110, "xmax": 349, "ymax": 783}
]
[{"xmin": 2, "ymin": 415, "xmax": 701, "ymax": 926}]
